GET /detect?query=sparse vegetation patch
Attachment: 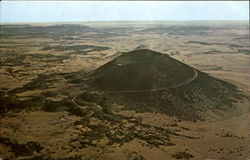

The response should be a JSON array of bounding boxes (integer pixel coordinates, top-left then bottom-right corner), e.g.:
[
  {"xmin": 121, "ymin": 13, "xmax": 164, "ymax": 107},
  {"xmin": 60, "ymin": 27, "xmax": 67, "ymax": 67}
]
[{"xmin": 172, "ymin": 151, "xmax": 194, "ymax": 160}]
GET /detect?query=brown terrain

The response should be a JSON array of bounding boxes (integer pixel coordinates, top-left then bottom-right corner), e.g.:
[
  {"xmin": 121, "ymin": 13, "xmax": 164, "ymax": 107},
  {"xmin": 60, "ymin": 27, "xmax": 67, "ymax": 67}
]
[{"xmin": 0, "ymin": 21, "xmax": 249, "ymax": 160}]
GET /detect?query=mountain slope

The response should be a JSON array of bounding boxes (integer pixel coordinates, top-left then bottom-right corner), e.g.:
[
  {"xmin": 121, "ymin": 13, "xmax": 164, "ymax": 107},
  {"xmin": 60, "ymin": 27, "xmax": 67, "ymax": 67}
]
[
  {"xmin": 86, "ymin": 49, "xmax": 196, "ymax": 91},
  {"xmin": 79, "ymin": 49, "xmax": 245, "ymax": 121}
]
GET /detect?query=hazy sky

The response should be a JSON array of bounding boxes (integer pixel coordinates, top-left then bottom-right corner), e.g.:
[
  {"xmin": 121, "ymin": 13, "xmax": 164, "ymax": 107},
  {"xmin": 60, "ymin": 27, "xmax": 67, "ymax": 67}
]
[{"xmin": 0, "ymin": 1, "xmax": 249, "ymax": 23}]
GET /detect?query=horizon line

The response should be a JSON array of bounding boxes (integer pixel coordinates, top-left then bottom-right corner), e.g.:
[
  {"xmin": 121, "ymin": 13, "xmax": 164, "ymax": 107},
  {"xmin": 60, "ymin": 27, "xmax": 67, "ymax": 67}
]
[{"xmin": 1, "ymin": 20, "xmax": 249, "ymax": 24}]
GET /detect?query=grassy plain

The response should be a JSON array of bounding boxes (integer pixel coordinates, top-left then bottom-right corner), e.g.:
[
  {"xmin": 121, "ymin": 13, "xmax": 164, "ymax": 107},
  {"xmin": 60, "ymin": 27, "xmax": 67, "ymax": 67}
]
[{"xmin": 0, "ymin": 21, "xmax": 249, "ymax": 159}]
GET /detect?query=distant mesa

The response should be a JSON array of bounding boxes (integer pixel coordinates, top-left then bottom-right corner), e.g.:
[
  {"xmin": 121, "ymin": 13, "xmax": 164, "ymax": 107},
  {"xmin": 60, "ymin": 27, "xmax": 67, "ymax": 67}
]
[
  {"xmin": 0, "ymin": 24, "xmax": 95, "ymax": 38},
  {"xmin": 78, "ymin": 49, "xmax": 244, "ymax": 121}
]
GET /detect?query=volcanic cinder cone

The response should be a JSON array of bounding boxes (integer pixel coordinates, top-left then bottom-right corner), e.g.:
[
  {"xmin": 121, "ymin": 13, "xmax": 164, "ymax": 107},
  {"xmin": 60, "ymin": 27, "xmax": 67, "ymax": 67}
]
[{"xmin": 82, "ymin": 49, "xmax": 244, "ymax": 121}]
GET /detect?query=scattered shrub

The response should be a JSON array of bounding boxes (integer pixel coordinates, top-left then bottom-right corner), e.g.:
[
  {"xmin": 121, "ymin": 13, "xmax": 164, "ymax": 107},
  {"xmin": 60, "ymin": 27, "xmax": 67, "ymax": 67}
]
[{"xmin": 172, "ymin": 151, "xmax": 194, "ymax": 160}]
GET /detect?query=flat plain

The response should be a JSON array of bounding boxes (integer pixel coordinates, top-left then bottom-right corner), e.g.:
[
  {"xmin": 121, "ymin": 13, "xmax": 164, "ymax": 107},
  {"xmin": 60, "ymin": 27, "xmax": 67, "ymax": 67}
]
[{"xmin": 0, "ymin": 21, "xmax": 249, "ymax": 160}]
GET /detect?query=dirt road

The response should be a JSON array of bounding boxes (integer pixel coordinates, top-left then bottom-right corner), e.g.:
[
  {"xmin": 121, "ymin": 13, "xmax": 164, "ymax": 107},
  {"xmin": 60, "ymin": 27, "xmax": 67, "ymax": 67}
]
[{"xmin": 71, "ymin": 95, "xmax": 94, "ymax": 118}]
